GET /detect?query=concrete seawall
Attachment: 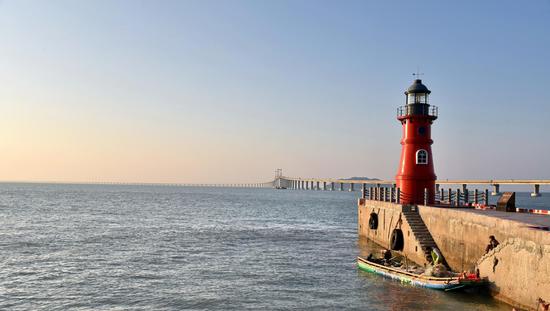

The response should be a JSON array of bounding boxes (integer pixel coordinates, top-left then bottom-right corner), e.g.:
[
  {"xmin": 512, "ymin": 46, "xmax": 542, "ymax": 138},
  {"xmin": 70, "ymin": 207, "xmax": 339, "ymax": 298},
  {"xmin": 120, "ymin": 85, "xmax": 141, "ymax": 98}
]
[{"xmin": 358, "ymin": 199, "xmax": 550, "ymax": 310}]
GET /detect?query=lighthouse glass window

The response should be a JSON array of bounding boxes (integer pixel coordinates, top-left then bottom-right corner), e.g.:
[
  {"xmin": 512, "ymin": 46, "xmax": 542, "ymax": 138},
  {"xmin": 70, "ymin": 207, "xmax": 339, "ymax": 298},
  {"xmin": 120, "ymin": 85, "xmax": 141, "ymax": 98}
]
[
  {"xmin": 416, "ymin": 149, "xmax": 428, "ymax": 165},
  {"xmin": 407, "ymin": 94, "xmax": 416, "ymax": 105},
  {"xmin": 417, "ymin": 94, "xmax": 427, "ymax": 104}
]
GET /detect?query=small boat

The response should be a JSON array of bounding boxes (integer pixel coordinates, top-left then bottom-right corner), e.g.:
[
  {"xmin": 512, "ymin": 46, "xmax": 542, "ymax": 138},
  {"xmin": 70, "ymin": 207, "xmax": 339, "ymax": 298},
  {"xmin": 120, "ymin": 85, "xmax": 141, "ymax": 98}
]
[{"xmin": 357, "ymin": 256, "xmax": 486, "ymax": 291}]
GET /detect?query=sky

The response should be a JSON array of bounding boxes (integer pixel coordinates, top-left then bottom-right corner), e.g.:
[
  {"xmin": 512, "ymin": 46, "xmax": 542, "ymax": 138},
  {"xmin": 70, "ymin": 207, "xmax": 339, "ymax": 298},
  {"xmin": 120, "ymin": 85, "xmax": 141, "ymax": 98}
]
[{"xmin": 0, "ymin": 0, "xmax": 549, "ymax": 184}]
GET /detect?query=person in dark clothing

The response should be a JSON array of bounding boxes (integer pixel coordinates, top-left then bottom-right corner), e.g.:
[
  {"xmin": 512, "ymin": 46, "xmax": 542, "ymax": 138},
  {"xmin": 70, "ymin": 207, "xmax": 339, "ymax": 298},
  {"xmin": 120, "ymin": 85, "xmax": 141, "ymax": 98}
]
[
  {"xmin": 383, "ymin": 249, "xmax": 392, "ymax": 261},
  {"xmin": 485, "ymin": 235, "xmax": 500, "ymax": 253}
]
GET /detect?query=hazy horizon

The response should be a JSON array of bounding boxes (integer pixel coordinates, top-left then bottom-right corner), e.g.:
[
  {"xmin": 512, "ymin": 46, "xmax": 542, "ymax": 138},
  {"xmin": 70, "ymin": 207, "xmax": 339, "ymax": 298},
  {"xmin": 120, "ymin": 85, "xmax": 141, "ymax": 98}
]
[{"xmin": 1, "ymin": 0, "xmax": 549, "ymax": 184}]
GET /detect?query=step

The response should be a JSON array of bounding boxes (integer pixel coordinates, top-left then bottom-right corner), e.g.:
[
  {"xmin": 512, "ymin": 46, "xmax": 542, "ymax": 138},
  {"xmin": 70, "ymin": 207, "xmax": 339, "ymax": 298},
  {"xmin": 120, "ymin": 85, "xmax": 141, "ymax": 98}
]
[
  {"xmin": 419, "ymin": 240, "xmax": 436, "ymax": 245},
  {"xmin": 415, "ymin": 234, "xmax": 435, "ymax": 240},
  {"xmin": 408, "ymin": 223, "xmax": 428, "ymax": 227},
  {"xmin": 409, "ymin": 225, "xmax": 428, "ymax": 230},
  {"xmin": 413, "ymin": 230, "xmax": 432, "ymax": 235},
  {"xmin": 415, "ymin": 236, "xmax": 433, "ymax": 241},
  {"xmin": 412, "ymin": 230, "xmax": 432, "ymax": 235},
  {"xmin": 418, "ymin": 240, "xmax": 435, "ymax": 246},
  {"xmin": 407, "ymin": 219, "xmax": 430, "ymax": 224}
]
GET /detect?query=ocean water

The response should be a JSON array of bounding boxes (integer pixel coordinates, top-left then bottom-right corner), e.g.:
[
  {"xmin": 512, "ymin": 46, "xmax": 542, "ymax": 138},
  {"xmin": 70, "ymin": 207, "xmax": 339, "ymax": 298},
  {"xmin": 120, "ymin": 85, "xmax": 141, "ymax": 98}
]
[{"xmin": 1, "ymin": 184, "xmax": 547, "ymax": 310}]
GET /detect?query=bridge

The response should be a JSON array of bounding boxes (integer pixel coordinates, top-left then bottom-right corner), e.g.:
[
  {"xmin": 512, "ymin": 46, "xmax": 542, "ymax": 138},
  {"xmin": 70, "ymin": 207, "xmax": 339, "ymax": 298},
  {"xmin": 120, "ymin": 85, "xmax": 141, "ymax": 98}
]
[
  {"xmin": 172, "ymin": 176, "xmax": 549, "ymax": 197},
  {"xmin": 274, "ymin": 177, "xmax": 550, "ymax": 197}
]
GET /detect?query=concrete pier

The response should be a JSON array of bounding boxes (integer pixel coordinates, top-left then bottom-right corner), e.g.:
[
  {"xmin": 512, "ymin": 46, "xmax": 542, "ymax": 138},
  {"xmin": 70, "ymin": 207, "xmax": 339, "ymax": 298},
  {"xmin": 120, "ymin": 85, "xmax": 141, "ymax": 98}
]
[{"xmin": 358, "ymin": 198, "xmax": 550, "ymax": 310}]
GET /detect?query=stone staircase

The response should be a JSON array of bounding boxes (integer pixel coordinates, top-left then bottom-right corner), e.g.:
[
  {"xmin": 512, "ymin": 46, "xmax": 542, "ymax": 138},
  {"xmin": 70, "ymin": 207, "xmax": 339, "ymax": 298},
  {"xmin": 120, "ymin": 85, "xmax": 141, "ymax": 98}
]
[{"xmin": 402, "ymin": 206, "xmax": 444, "ymax": 264}]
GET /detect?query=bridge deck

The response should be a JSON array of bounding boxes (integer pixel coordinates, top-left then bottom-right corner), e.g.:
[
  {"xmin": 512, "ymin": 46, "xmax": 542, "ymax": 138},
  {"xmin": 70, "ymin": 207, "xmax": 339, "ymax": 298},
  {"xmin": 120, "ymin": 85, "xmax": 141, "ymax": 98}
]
[{"xmin": 284, "ymin": 177, "xmax": 550, "ymax": 185}]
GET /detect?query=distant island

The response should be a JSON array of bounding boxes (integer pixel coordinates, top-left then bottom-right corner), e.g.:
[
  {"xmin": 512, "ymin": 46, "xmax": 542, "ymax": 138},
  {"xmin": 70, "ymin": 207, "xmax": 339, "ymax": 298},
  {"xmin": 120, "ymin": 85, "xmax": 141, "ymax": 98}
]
[{"xmin": 342, "ymin": 177, "xmax": 380, "ymax": 181}]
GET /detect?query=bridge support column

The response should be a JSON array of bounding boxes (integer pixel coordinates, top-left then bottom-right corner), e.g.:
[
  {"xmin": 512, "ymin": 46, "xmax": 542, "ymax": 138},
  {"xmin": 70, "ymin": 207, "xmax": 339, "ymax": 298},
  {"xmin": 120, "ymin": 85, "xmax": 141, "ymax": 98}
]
[
  {"xmin": 491, "ymin": 184, "xmax": 501, "ymax": 196},
  {"xmin": 331, "ymin": 182, "xmax": 335, "ymax": 191},
  {"xmin": 316, "ymin": 181, "xmax": 320, "ymax": 190},
  {"xmin": 323, "ymin": 182, "xmax": 327, "ymax": 191},
  {"xmin": 436, "ymin": 183, "xmax": 440, "ymax": 193},
  {"xmin": 339, "ymin": 183, "xmax": 344, "ymax": 191},
  {"xmin": 349, "ymin": 183, "xmax": 355, "ymax": 192},
  {"xmin": 531, "ymin": 184, "xmax": 541, "ymax": 197},
  {"xmin": 301, "ymin": 181, "xmax": 304, "ymax": 189}
]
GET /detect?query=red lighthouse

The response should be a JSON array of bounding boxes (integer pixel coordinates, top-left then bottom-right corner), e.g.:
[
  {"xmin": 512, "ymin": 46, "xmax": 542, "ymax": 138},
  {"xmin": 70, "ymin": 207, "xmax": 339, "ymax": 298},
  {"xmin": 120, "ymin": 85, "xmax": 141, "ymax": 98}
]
[{"xmin": 395, "ymin": 79, "xmax": 438, "ymax": 204}]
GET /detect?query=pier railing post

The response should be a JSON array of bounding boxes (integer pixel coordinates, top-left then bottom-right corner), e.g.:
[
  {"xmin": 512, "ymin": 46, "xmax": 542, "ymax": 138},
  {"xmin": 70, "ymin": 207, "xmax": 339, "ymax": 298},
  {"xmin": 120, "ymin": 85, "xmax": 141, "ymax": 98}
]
[
  {"xmin": 474, "ymin": 189, "xmax": 478, "ymax": 205},
  {"xmin": 484, "ymin": 189, "xmax": 489, "ymax": 205},
  {"xmin": 491, "ymin": 184, "xmax": 500, "ymax": 196},
  {"xmin": 396, "ymin": 188, "xmax": 401, "ymax": 204},
  {"xmin": 456, "ymin": 188, "xmax": 461, "ymax": 207},
  {"xmin": 424, "ymin": 188, "xmax": 428, "ymax": 206},
  {"xmin": 361, "ymin": 184, "xmax": 366, "ymax": 199},
  {"xmin": 464, "ymin": 188, "xmax": 469, "ymax": 206},
  {"xmin": 531, "ymin": 184, "xmax": 541, "ymax": 197}
]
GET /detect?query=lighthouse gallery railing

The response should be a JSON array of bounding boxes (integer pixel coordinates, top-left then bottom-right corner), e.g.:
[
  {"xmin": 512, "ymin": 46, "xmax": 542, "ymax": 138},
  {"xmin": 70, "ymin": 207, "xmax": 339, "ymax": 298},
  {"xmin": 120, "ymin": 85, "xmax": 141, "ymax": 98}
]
[{"xmin": 397, "ymin": 105, "xmax": 438, "ymax": 118}]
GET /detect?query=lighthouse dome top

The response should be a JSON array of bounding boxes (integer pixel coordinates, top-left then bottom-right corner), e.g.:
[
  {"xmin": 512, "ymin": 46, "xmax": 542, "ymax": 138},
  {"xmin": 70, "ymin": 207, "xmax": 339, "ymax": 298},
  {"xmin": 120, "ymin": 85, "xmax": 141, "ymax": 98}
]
[{"xmin": 405, "ymin": 79, "xmax": 431, "ymax": 95}]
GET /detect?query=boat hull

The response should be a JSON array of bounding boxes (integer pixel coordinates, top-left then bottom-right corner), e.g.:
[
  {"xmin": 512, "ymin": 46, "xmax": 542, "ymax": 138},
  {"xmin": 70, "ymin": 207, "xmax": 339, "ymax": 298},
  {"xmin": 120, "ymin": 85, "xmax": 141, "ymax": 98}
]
[{"xmin": 357, "ymin": 257, "xmax": 481, "ymax": 291}]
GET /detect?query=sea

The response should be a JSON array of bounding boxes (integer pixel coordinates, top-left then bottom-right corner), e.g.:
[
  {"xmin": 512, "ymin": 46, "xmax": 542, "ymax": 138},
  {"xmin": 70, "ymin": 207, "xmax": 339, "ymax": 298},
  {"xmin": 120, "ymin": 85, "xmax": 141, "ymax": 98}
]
[{"xmin": 1, "ymin": 183, "xmax": 547, "ymax": 310}]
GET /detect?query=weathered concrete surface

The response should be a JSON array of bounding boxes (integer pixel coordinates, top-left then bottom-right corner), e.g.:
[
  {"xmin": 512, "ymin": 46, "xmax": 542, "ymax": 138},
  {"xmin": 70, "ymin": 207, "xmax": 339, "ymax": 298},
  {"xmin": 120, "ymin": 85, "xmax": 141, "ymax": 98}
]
[
  {"xmin": 418, "ymin": 206, "xmax": 550, "ymax": 271},
  {"xmin": 357, "ymin": 199, "xmax": 431, "ymax": 267},
  {"xmin": 358, "ymin": 199, "xmax": 550, "ymax": 310},
  {"xmin": 477, "ymin": 238, "xmax": 550, "ymax": 310}
]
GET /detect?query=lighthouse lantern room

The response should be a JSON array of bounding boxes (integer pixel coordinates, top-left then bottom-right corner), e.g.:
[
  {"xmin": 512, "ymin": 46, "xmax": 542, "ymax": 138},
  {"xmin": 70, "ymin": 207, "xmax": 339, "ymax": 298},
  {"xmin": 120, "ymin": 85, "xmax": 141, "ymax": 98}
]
[{"xmin": 395, "ymin": 79, "xmax": 438, "ymax": 205}]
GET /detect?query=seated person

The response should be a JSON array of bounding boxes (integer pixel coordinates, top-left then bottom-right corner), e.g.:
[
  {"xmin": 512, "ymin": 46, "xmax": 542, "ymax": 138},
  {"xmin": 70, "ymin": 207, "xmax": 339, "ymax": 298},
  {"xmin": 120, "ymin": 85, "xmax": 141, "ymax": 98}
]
[{"xmin": 485, "ymin": 235, "xmax": 500, "ymax": 253}]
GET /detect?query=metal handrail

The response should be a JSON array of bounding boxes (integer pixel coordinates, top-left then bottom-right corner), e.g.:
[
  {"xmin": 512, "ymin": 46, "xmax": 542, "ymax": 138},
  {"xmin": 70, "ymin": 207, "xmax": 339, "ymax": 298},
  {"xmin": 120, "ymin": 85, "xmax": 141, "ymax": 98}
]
[{"xmin": 397, "ymin": 105, "xmax": 438, "ymax": 118}]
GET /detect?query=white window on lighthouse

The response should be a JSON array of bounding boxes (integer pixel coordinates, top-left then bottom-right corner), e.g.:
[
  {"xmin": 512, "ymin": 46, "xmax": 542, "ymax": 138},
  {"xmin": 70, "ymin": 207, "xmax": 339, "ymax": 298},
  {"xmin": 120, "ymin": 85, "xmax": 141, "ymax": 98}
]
[{"xmin": 416, "ymin": 149, "xmax": 428, "ymax": 164}]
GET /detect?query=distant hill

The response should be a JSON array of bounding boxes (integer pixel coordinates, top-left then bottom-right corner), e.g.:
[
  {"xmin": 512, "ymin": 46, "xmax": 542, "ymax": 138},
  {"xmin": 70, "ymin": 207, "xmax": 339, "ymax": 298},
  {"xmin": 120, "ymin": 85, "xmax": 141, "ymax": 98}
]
[{"xmin": 342, "ymin": 177, "xmax": 380, "ymax": 181}]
